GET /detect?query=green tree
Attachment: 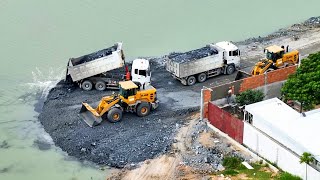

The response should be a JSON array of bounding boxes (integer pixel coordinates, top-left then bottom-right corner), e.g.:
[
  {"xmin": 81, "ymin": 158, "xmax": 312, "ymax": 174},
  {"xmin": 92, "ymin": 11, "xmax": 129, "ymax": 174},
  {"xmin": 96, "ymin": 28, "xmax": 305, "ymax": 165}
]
[
  {"xmin": 300, "ymin": 152, "xmax": 313, "ymax": 164},
  {"xmin": 281, "ymin": 52, "xmax": 320, "ymax": 110},
  {"xmin": 300, "ymin": 152, "xmax": 314, "ymax": 180},
  {"xmin": 236, "ymin": 89, "xmax": 265, "ymax": 106}
]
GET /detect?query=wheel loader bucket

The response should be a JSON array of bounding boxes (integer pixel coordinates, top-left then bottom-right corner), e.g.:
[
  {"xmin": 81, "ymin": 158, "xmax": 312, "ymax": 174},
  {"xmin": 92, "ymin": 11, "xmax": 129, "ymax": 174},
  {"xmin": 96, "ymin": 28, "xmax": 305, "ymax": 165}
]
[
  {"xmin": 79, "ymin": 103, "xmax": 103, "ymax": 127},
  {"xmin": 235, "ymin": 70, "xmax": 251, "ymax": 81}
]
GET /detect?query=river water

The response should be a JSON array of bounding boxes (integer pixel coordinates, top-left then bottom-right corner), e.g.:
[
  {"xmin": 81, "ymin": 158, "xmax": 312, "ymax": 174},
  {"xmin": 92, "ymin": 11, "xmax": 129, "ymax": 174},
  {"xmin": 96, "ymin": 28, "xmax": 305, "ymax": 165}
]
[{"xmin": 0, "ymin": 0, "xmax": 319, "ymax": 179}]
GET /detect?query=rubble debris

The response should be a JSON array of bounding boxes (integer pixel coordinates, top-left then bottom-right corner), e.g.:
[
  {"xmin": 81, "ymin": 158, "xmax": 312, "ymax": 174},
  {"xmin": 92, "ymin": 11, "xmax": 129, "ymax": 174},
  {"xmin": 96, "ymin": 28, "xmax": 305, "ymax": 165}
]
[
  {"xmin": 180, "ymin": 119, "xmax": 251, "ymax": 173},
  {"xmin": 168, "ymin": 46, "xmax": 218, "ymax": 63}
]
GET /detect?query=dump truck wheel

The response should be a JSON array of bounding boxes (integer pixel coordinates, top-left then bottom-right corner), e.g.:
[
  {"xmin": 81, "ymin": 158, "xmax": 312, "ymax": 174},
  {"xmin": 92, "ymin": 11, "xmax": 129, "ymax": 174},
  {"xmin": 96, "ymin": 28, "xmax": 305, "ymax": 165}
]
[
  {"xmin": 226, "ymin": 65, "xmax": 235, "ymax": 75},
  {"xmin": 107, "ymin": 108, "xmax": 123, "ymax": 123},
  {"xmin": 197, "ymin": 73, "xmax": 207, "ymax": 83},
  {"xmin": 136, "ymin": 103, "xmax": 150, "ymax": 117},
  {"xmin": 95, "ymin": 81, "xmax": 106, "ymax": 91},
  {"xmin": 82, "ymin": 80, "xmax": 93, "ymax": 91},
  {"xmin": 187, "ymin": 76, "xmax": 196, "ymax": 86}
]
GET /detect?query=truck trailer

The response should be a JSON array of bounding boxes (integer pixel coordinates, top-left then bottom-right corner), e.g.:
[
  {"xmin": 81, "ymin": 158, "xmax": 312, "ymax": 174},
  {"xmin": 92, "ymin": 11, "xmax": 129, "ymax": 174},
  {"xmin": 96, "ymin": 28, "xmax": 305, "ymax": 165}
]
[
  {"xmin": 166, "ymin": 41, "xmax": 240, "ymax": 85},
  {"xmin": 65, "ymin": 43, "xmax": 151, "ymax": 91}
]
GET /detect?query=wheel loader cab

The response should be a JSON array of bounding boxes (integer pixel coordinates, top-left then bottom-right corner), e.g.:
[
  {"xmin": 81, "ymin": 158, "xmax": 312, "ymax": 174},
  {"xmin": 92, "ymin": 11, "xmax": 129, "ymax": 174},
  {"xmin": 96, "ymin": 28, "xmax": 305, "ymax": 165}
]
[
  {"xmin": 264, "ymin": 45, "xmax": 285, "ymax": 63},
  {"xmin": 119, "ymin": 81, "xmax": 139, "ymax": 104}
]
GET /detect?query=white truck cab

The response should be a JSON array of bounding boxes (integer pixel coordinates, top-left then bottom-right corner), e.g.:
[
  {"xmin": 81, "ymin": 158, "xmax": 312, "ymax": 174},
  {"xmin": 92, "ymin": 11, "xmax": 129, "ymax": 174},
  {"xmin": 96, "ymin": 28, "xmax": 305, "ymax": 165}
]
[
  {"xmin": 215, "ymin": 41, "xmax": 241, "ymax": 69},
  {"xmin": 131, "ymin": 59, "xmax": 151, "ymax": 87}
]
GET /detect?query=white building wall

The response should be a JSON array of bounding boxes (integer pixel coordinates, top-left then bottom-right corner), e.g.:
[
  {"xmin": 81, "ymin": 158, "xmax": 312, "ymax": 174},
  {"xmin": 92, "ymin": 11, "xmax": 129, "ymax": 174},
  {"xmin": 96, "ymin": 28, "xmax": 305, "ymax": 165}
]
[
  {"xmin": 243, "ymin": 122, "xmax": 320, "ymax": 179},
  {"xmin": 307, "ymin": 165, "xmax": 320, "ymax": 180}
]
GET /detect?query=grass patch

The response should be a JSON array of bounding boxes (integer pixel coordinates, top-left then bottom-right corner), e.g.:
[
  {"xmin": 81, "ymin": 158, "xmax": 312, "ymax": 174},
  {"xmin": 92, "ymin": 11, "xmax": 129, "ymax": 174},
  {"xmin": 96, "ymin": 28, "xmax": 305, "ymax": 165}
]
[
  {"xmin": 239, "ymin": 163, "xmax": 273, "ymax": 179},
  {"xmin": 223, "ymin": 156, "xmax": 242, "ymax": 169},
  {"xmin": 219, "ymin": 157, "xmax": 302, "ymax": 180},
  {"xmin": 220, "ymin": 157, "xmax": 273, "ymax": 179},
  {"xmin": 223, "ymin": 169, "xmax": 239, "ymax": 176},
  {"xmin": 277, "ymin": 172, "xmax": 302, "ymax": 180}
]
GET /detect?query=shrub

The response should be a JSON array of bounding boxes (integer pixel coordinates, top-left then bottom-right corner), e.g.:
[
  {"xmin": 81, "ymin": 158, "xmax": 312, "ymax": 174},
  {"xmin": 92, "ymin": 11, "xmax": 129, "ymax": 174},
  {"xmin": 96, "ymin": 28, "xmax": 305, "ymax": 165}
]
[
  {"xmin": 236, "ymin": 89, "xmax": 265, "ymax": 106},
  {"xmin": 223, "ymin": 156, "xmax": 242, "ymax": 169}
]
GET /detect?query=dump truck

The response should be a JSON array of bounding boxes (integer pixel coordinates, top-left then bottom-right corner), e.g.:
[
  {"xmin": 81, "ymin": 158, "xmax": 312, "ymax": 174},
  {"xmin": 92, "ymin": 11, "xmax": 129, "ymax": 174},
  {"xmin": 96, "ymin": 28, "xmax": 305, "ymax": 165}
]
[
  {"xmin": 65, "ymin": 43, "xmax": 151, "ymax": 91},
  {"xmin": 251, "ymin": 45, "xmax": 299, "ymax": 75},
  {"xmin": 79, "ymin": 81, "xmax": 159, "ymax": 127},
  {"xmin": 166, "ymin": 41, "xmax": 240, "ymax": 85}
]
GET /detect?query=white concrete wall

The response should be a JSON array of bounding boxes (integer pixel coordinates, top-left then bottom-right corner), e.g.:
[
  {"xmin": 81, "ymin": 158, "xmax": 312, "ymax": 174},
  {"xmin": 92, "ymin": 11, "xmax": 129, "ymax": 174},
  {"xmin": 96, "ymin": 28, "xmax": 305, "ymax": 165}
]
[
  {"xmin": 243, "ymin": 122, "xmax": 320, "ymax": 179},
  {"xmin": 251, "ymin": 113, "xmax": 309, "ymax": 157}
]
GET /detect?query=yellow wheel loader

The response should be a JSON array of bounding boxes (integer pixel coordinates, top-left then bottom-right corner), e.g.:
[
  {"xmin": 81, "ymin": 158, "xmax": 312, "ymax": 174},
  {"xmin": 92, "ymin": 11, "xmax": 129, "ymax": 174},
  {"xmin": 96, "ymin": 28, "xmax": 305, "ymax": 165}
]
[
  {"xmin": 79, "ymin": 81, "xmax": 159, "ymax": 127},
  {"xmin": 251, "ymin": 45, "xmax": 299, "ymax": 75}
]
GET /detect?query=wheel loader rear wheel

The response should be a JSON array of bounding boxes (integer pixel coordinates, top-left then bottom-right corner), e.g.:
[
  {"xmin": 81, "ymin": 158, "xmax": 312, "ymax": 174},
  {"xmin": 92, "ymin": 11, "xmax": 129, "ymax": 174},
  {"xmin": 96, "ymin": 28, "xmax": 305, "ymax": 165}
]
[
  {"xmin": 107, "ymin": 108, "xmax": 123, "ymax": 123},
  {"xmin": 136, "ymin": 102, "xmax": 150, "ymax": 117}
]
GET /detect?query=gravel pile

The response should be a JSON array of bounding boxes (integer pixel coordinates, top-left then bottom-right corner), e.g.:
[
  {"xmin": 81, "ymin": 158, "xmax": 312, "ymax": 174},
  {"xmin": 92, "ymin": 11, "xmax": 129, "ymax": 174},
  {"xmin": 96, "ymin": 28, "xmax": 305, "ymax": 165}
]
[
  {"xmin": 239, "ymin": 16, "xmax": 320, "ymax": 45},
  {"xmin": 168, "ymin": 46, "xmax": 218, "ymax": 63},
  {"xmin": 180, "ymin": 120, "xmax": 250, "ymax": 172},
  {"xmin": 39, "ymin": 81, "xmax": 200, "ymax": 168},
  {"xmin": 38, "ymin": 58, "xmax": 205, "ymax": 168},
  {"xmin": 303, "ymin": 16, "xmax": 320, "ymax": 27}
]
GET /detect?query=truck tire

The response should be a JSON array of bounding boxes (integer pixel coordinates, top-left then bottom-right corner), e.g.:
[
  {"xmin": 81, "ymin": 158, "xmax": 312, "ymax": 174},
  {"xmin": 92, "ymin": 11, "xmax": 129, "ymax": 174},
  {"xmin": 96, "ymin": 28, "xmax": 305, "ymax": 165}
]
[
  {"xmin": 197, "ymin": 73, "xmax": 207, "ymax": 83},
  {"xmin": 136, "ymin": 102, "xmax": 150, "ymax": 117},
  {"xmin": 82, "ymin": 80, "xmax": 93, "ymax": 91},
  {"xmin": 107, "ymin": 108, "xmax": 123, "ymax": 123},
  {"xmin": 95, "ymin": 81, "xmax": 106, "ymax": 91},
  {"xmin": 226, "ymin": 65, "xmax": 235, "ymax": 75},
  {"xmin": 187, "ymin": 76, "xmax": 196, "ymax": 86}
]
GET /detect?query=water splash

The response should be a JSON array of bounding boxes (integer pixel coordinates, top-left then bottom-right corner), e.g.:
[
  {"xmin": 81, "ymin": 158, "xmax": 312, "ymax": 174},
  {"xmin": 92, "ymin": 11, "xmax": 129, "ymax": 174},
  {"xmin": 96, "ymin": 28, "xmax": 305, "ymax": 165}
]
[{"xmin": 25, "ymin": 67, "xmax": 65, "ymax": 99}]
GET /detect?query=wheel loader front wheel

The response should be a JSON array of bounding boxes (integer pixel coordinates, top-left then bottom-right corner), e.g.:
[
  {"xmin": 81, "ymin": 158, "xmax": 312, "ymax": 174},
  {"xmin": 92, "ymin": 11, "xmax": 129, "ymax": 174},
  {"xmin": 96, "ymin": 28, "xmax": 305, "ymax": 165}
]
[
  {"xmin": 136, "ymin": 103, "xmax": 150, "ymax": 117},
  {"xmin": 107, "ymin": 108, "xmax": 123, "ymax": 123}
]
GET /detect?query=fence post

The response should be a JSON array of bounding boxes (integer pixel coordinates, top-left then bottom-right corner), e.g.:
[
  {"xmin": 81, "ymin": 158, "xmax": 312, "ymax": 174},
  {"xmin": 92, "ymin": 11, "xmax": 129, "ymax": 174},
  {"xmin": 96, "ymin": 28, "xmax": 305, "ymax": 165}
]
[
  {"xmin": 201, "ymin": 86, "xmax": 212, "ymax": 120},
  {"xmin": 200, "ymin": 88, "xmax": 204, "ymax": 120}
]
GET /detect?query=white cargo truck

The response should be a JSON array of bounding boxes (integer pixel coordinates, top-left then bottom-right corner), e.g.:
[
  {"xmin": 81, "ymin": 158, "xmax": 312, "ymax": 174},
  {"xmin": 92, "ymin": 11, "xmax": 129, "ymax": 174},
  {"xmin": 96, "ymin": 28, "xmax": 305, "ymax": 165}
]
[
  {"xmin": 65, "ymin": 43, "xmax": 151, "ymax": 91},
  {"xmin": 166, "ymin": 41, "xmax": 240, "ymax": 85}
]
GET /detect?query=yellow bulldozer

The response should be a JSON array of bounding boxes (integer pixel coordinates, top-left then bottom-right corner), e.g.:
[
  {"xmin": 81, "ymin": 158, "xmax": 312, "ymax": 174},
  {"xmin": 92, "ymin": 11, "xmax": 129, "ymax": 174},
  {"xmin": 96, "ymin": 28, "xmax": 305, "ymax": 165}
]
[
  {"xmin": 251, "ymin": 45, "xmax": 299, "ymax": 75},
  {"xmin": 79, "ymin": 81, "xmax": 159, "ymax": 127}
]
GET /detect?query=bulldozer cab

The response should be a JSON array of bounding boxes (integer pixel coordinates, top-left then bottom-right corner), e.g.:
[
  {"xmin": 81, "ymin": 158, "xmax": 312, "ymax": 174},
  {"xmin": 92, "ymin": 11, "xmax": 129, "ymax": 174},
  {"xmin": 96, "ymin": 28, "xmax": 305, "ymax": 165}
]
[{"xmin": 264, "ymin": 45, "xmax": 285, "ymax": 62}]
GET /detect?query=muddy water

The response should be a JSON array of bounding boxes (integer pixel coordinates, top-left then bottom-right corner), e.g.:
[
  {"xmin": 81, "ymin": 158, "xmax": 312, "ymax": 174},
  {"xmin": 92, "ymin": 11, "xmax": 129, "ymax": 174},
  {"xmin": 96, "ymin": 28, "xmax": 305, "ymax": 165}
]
[{"xmin": 0, "ymin": 0, "xmax": 319, "ymax": 179}]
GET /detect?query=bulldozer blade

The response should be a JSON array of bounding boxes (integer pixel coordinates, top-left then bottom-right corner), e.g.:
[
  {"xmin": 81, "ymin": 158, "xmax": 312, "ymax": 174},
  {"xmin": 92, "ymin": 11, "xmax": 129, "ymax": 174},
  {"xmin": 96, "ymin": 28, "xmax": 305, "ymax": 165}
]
[{"xmin": 79, "ymin": 103, "xmax": 103, "ymax": 127}]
